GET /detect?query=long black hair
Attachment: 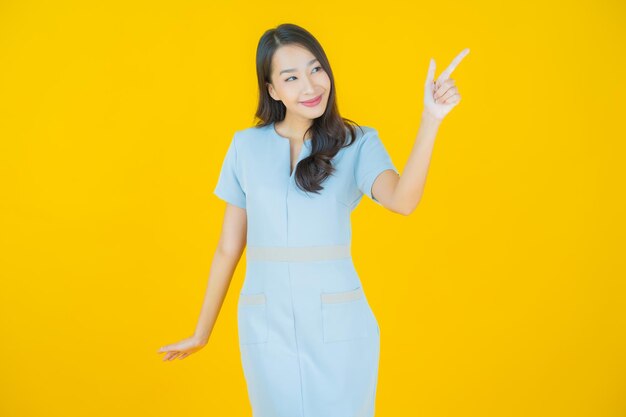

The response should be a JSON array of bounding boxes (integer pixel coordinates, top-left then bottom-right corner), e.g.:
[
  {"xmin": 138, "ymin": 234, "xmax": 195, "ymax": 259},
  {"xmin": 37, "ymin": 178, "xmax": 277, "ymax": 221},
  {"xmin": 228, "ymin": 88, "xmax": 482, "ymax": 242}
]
[{"xmin": 253, "ymin": 23, "xmax": 364, "ymax": 194}]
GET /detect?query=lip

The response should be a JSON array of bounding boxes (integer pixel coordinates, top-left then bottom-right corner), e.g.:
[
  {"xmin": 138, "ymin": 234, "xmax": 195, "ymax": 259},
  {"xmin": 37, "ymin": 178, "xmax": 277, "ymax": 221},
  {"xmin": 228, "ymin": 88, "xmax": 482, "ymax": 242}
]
[{"xmin": 300, "ymin": 94, "xmax": 323, "ymax": 106}]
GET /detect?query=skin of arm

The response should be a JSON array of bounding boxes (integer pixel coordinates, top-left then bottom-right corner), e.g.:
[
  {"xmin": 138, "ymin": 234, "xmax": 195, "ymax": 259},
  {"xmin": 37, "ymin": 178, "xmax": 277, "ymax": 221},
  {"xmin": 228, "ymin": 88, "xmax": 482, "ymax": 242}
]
[
  {"xmin": 193, "ymin": 203, "xmax": 247, "ymax": 344},
  {"xmin": 372, "ymin": 48, "xmax": 470, "ymax": 216},
  {"xmin": 373, "ymin": 48, "xmax": 469, "ymax": 215},
  {"xmin": 372, "ymin": 110, "xmax": 442, "ymax": 216}
]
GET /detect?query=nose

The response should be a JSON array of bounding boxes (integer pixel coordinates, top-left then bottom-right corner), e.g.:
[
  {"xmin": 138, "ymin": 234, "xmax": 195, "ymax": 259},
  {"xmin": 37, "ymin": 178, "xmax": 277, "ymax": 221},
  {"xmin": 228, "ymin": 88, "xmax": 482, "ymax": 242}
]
[{"xmin": 301, "ymin": 75, "xmax": 315, "ymax": 95}]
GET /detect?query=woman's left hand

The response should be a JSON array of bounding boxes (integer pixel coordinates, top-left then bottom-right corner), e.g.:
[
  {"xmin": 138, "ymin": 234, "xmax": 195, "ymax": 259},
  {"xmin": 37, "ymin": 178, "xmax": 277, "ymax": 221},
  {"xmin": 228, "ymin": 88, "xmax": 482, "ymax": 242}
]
[{"xmin": 423, "ymin": 48, "xmax": 470, "ymax": 121}]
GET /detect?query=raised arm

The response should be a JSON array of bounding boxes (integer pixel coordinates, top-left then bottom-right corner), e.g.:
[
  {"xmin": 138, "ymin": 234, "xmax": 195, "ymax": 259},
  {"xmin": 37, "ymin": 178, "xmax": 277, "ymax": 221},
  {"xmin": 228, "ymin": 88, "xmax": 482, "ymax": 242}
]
[
  {"xmin": 373, "ymin": 48, "xmax": 469, "ymax": 215},
  {"xmin": 372, "ymin": 111, "xmax": 442, "ymax": 215}
]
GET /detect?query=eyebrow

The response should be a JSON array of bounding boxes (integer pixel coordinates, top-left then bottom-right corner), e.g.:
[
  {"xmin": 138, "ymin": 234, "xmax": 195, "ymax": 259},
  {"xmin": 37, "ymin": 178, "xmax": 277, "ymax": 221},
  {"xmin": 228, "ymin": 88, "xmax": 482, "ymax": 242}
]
[{"xmin": 279, "ymin": 58, "xmax": 319, "ymax": 75}]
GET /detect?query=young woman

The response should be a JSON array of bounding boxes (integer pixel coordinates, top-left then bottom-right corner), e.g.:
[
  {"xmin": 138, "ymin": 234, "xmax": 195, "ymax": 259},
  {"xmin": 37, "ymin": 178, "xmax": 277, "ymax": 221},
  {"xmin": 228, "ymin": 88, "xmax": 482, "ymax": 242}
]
[{"xmin": 158, "ymin": 23, "xmax": 468, "ymax": 417}]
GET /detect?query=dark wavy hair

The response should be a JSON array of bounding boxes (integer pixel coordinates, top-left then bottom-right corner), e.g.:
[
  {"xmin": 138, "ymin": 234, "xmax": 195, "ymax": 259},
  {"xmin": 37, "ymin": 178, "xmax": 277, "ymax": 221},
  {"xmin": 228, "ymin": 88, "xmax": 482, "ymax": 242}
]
[{"xmin": 253, "ymin": 23, "xmax": 364, "ymax": 194}]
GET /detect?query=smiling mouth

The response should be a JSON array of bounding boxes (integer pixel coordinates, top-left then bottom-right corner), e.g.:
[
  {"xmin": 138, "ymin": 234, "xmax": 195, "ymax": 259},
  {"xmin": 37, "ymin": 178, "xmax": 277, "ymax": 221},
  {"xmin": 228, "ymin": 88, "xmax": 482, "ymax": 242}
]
[{"xmin": 300, "ymin": 94, "xmax": 322, "ymax": 104}]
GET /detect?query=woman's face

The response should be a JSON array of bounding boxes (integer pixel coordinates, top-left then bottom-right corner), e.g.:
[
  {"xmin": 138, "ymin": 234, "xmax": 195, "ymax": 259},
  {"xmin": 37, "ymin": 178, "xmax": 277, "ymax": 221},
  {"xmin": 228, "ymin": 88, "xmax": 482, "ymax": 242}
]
[{"xmin": 267, "ymin": 44, "xmax": 331, "ymax": 121}]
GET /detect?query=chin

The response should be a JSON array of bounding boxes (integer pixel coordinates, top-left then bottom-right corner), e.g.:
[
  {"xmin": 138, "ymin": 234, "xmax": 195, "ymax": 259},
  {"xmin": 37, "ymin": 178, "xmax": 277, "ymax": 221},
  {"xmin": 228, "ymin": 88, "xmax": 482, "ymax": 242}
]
[{"xmin": 303, "ymin": 110, "xmax": 325, "ymax": 120}]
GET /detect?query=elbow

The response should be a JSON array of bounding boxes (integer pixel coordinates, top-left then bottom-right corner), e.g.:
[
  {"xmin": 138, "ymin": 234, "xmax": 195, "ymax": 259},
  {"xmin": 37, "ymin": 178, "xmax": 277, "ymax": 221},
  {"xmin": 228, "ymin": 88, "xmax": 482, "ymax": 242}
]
[
  {"xmin": 395, "ymin": 201, "xmax": 419, "ymax": 216},
  {"xmin": 390, "ymin": 187, "xmax": 421, "ymax": 216},
  {"xmin": 216, "ymin": 240, "xmax": 246, "ymax": 259}
]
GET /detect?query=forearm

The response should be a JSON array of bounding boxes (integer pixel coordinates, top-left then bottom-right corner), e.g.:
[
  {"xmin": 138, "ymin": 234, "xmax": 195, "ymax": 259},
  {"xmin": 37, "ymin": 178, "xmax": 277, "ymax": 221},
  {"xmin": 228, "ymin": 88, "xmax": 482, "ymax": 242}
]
[
  {"xmin": 394, "ymin": 111, "xmax": 442, "ymax": 215},
  {"xmin": 193, "ymin": 246, "xmax": 243, "ymax": 343}
]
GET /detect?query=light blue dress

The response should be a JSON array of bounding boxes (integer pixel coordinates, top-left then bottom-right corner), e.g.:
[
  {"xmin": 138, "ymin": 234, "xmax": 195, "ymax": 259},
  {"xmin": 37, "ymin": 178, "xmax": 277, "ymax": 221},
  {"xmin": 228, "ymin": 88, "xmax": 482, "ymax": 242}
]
[{"xmin": 213, "ymin": 121, "xmax": 398, "ymax": 417}]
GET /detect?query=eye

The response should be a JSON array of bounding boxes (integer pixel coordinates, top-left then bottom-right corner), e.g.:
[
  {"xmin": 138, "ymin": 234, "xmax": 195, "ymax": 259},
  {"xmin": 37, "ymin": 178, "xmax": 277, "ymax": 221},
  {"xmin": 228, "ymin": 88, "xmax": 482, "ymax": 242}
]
[{"xmin": 285, "ymin": 66, "xmax": 324, "ymax": 82}]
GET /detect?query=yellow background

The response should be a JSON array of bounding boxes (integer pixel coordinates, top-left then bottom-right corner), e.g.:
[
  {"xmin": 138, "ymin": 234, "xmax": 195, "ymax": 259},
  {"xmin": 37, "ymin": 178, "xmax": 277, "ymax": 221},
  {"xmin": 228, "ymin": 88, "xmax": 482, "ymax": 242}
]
[{"xmin": 1, "ymin": 1, "xmax": 625, "ymax": 416}]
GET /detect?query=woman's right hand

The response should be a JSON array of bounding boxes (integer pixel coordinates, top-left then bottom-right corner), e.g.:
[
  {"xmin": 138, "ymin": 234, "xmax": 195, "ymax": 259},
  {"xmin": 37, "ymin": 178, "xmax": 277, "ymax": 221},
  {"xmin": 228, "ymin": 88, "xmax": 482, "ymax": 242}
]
[
  {"xmin": 423, "ymin": 48, "xmax": 469, "ymax": 121},
  {"xmin": 157, "ymin": 335, "xmax": 208, "ymax": 361}
]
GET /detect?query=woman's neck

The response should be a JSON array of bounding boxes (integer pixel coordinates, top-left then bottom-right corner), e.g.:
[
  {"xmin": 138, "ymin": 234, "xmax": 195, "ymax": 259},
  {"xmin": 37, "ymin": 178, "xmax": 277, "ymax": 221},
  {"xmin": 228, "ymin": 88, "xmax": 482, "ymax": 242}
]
[{"xmin": 275, "ymin": 118, "xmax": 313, "ymax": 141}]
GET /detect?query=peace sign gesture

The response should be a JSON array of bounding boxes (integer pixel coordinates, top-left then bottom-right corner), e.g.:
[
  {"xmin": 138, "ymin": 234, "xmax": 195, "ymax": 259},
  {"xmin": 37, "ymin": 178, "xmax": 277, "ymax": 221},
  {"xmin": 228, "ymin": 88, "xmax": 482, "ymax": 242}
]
[{"xmin": 424, "ymin": 48, "xmax": 470, "ymax": 121}]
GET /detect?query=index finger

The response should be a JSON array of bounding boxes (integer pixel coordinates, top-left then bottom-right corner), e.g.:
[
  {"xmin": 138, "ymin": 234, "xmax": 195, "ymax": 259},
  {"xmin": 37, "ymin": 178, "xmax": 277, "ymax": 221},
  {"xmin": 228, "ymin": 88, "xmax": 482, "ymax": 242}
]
[{"xmin": 436, "ymin": 48, "xmax": 470, "ymax": 84}]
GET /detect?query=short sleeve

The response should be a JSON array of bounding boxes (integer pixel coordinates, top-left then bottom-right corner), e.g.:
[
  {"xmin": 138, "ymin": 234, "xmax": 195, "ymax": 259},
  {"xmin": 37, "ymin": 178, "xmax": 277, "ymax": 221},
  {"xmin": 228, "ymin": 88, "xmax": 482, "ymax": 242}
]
[
  {"xmin": 354, "ymin": 129, "xmax": 399, "ymax": 205},
  {"xmin": 213, "ymin": 133, "xmax": 246, "ymax": 209}
]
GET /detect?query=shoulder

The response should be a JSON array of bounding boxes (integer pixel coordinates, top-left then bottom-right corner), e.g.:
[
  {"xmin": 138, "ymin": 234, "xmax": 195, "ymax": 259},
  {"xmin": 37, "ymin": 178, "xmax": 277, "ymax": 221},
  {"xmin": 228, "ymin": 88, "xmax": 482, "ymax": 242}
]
[
  {"xmin": 350, "ymin": 125, "xmax": 379, "ymax": 141},
  {"xmin": 237, "ymin": 124, "xmax": 271, "ymax": 139},
  {"xmin": 348, "ymin": 125, "xmax": 382, "ymax": 151},
  {"xmin": 231, "ymin": 124, "xmax": 271, "ymax": 148},
  {"xmin": 356, "ymin": 125, "xmax": 377, "ymax": 139}
]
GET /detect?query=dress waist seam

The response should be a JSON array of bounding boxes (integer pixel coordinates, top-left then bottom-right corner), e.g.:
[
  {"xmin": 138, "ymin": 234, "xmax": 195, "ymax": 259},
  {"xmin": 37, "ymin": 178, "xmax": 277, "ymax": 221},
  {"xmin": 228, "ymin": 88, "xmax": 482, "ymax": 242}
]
[{"xmin": 246, "ymin": 244, "xmax": 351, "ymax": 262}]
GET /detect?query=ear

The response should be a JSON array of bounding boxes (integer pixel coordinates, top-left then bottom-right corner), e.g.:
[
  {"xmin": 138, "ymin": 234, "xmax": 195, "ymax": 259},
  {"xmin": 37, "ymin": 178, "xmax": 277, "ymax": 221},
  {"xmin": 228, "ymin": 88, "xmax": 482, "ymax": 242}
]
[{"xmin": 267, "ymin": 82, "xmax": 280, "ymax": 102}]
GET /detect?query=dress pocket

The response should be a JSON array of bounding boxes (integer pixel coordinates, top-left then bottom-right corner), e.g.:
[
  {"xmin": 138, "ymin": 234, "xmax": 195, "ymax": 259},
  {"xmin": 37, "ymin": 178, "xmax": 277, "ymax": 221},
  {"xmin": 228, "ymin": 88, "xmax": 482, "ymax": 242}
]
[
  {"xmin": 321, "ymin": 286, "xmax": 370, "ymax": 343},
  {"xmin": 237, "ymin": 292, "xmax": 269, "ymax": 345}
]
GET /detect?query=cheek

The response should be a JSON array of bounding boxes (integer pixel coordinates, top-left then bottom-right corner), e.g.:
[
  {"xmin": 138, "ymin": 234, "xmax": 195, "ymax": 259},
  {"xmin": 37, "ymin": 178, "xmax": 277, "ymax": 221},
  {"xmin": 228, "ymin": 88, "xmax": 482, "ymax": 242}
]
[
  {"xmin": 282, "ymin": 89, "xmax": 304, "ymax": 107},
  {"xmin": 287, "ymin": 90, "xmax": 303, "ymax": 104},
  {"xmin": 277, "ymin": 86, "xmax": 298, "ymax": 102},
  {"xmin": 321, "ymin": 73, "xmax": 331, "ymax": 89}
]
